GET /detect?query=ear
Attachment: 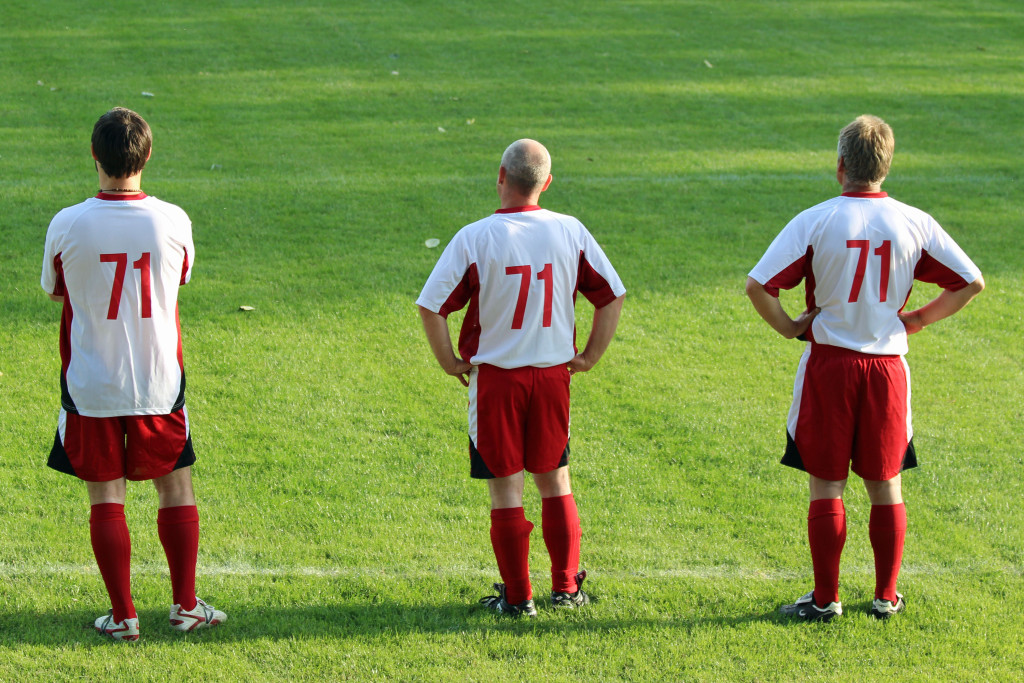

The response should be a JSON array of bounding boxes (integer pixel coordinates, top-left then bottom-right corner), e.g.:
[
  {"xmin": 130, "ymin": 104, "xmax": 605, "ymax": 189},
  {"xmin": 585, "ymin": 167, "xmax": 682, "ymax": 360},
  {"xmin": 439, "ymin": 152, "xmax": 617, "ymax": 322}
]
[
  {"xmin": 497, "ymin": 166, "xmax": 506, "ymax": 184},
  {"xmin": 146, "ymin": 148, "xmax": 152, "ymax": 161},
  {"xmin": 91, "ymin": 144, "xmax": 98, "ymax": 161},
  {"xmin": 540, "ymin": 174, "xmax": 552, "ymax": 192},
  {"xmin": 836, "ymin": 156, "xmax": 845, "ymax": 185}
]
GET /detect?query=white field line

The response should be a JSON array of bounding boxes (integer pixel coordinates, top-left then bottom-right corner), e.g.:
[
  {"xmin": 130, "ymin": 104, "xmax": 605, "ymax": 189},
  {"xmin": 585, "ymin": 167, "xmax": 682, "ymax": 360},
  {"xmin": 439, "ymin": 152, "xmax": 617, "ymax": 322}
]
[{"xmin": 1, "ymin": 562, "xmax": 1019, "ymax": 580}]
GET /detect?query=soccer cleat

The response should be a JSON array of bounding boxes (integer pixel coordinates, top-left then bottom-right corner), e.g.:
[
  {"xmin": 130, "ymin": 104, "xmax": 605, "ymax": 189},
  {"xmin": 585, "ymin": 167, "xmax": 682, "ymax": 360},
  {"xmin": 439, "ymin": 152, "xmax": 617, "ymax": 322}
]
[
  {"xmin": 551, "ymin": 569, "xmax": 591, "ymax": 608},
  {"xmin": 169, "ymin": 597, "xmax": 227, "ymax": 631},
  {"xmin": 871, "ymin": 592, "xmax": 906, "ymax": 620},
  {"xmin": 779, "ymin": 590, "xmax": 842, "ymax": 622},
  {"xmin": 94, "ymin": 611, "xmax": 140, "ymax": 641},
  {"xmin": 479, "ymin": 582, "xmax": 537, "ymax": 618}
]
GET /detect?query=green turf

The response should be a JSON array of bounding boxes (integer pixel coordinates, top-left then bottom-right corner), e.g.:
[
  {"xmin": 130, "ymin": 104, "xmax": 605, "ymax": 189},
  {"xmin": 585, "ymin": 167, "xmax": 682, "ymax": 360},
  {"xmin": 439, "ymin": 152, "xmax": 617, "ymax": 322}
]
[{"xmin": 1, "ymin": 0, "xmax": 1022, "ymax": 680}]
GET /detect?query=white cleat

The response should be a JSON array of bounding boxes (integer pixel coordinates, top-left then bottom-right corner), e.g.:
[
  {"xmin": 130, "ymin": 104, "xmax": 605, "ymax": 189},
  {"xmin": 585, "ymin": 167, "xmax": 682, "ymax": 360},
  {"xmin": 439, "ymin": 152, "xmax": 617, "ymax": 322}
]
[
  {"xmin": 169, "ymin": 597, "xmax": 227, "ymax": 631},
  {"xmin": 871, "ymin": 592, "xmax": 906, "ymax": 619},
  {"xmin": 95, "ymin": 611, "xmax": 140, "ymax": 641}
]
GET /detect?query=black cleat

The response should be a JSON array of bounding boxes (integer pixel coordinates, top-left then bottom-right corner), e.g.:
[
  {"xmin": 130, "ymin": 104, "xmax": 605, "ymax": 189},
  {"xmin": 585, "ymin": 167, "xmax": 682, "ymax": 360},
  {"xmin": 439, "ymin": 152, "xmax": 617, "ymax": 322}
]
[
  {"xmin": 780, "ymin": 590, "xmax": 842, "ymax": 622},
  {"xmin": 479, "ymin": 582, "xmax": 537, "ymax": 618},
  {"xmin": 871, "ymin": 592, "xmax": 906, "ymax": 620},
  {"xmin": 551, "ymin": 569, "xmax": 591, "ymax": 608}
]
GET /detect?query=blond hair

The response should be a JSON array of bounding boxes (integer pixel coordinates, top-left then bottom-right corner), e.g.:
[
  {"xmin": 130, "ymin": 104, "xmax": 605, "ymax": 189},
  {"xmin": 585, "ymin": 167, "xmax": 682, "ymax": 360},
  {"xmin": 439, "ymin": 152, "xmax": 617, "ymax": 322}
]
[{"xmin": 838, "ymin": 115, "xmax": 894, "ymax": 185}]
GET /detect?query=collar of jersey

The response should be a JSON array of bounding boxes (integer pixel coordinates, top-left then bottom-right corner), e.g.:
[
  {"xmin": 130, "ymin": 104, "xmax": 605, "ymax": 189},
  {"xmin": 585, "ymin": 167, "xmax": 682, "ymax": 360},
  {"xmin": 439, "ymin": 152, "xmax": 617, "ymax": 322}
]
[
  {"xmin": 495, "ymin": 205, "xmax": 542, "ymax": 214},
  {"xmin": 96, "ymin": 192, "xmax": 147, "ymax": 201},
  {"xmin": 841, "ymin": 191, "xmax": 887, "ymax": 198}
]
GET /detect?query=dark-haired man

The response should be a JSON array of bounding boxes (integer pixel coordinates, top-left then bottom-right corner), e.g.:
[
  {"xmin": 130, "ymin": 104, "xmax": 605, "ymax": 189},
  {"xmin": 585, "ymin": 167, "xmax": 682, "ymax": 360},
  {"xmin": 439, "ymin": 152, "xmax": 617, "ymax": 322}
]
[
  {"xmin": 418, "ymin": 139, "xmax": 625, "ymax": 617},
  {"xmin": 41, "ymin": 107, "xmax": 225, "ymax": 640},
  {"xmin": 746, "ymin": 115, "xmax": 984, "ymax": 621}
]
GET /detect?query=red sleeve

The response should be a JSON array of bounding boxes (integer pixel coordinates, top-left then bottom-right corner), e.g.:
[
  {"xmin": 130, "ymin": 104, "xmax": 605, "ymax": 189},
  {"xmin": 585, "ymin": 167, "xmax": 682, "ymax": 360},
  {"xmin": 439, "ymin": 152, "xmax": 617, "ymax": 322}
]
[
  {"xmin": 438, "ymin": 264, "xmax": 478, "ymax": 318},
  {"xmin": 52, "ymin": 253, "xmax": 67, "ymax": 296},
  {"xmin": 576, "ymin": 252, "xmax": 617, "ymax": 307},
  {"xmin": 914, "ymin": 250, "xmax": 971, "ymax": 291},
  {"xmin": 761, "ymin": 247, "xmax": 813, "ymax": 298}
]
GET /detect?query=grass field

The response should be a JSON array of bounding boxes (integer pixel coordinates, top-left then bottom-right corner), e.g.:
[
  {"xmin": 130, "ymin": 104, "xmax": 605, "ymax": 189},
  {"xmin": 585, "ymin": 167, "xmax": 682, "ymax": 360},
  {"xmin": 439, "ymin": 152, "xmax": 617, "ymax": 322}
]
[{"xmin": 1, "ymin": 0, "xmax": 1022, "ymax": 680}]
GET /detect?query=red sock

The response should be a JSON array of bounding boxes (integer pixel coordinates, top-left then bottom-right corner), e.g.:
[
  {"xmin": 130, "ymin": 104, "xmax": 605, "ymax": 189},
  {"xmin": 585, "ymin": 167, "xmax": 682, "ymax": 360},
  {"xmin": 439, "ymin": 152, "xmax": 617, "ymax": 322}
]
[
  {"xmin": 542, "ymin": 494, "xmax": 581, "ymax": 593},
  {"xmin": 90, "ymin": 503, "xmax": 136, "ymax": 622},
  {"xmin": 157, "ymin": 505, "xmax": 200, "ymax": 610},
  {"xmin": 490, "ymin": 507, "xmax": 533, "ymax": 604},
  {"xmin": 807, "ymin": 498, "xmax": 846, "ymax": 606},
  {"xmin": 869, "ymin": 503, "xmax": 907, "ymax": 602}
]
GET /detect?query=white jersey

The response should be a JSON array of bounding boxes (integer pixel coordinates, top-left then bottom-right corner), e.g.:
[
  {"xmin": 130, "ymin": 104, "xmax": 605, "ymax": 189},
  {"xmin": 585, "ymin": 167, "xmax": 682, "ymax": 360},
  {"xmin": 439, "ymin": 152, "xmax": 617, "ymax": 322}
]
[
  {"xmin": 41, "ymin": 193, "xmax": 195, "ymax": 417},
  {"xmin": 748, "ymin": 192, "xmax": 981, "ymax": 355},
  {"xmin": 417, "ymin": 206, "xmax": 625, "ymax": 369}
]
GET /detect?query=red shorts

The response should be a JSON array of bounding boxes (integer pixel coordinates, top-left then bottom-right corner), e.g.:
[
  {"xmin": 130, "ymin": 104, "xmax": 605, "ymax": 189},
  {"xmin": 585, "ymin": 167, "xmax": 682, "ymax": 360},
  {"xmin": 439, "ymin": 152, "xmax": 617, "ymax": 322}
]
[
  {"xmin": 47, "ymin": 407, "xmax": 195, "ymax": 482},
  {"xmin": 468, "ymin": 364, "xmax": 571, "ymax": 479},
  {"xmin": 783, "ymin": 344, "xmax": 915, "ymax": 481}
]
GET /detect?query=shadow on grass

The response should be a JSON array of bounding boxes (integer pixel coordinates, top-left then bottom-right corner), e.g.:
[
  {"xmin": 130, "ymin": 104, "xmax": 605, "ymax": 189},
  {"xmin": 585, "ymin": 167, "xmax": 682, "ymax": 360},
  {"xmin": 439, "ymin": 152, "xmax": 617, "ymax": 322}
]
[{"xmin": 0, "ymin": 600, "xmax": 784, "ymax": 647}]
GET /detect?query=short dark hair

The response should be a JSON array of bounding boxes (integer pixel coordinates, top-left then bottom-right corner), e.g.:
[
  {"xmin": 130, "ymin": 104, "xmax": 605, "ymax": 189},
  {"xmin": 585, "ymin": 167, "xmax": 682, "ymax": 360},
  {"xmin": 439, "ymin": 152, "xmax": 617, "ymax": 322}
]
[{"xmin": 91, "ymin": 107, "xmax": 152, "ymax": 178}]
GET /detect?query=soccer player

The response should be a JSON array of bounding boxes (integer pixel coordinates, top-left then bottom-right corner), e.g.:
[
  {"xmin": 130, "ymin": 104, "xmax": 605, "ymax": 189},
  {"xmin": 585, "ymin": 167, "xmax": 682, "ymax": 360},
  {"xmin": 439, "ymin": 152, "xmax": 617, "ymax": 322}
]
[
  {"xmin": 417, "ymin": 139, "xmax": 626, "ymax": 617},
  {"xmin": 746, "ymin": 115, "xmax": 984, "ymax": 621},
  {"xmin": 41, "ymin": 107, "xmax": 226, "ymax": 641}
]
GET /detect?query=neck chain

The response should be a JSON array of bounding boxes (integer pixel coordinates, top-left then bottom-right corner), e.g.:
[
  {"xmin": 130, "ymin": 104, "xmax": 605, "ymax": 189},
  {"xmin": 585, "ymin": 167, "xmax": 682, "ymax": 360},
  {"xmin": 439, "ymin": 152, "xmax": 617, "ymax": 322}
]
[{"xmin": 100, "ymin": 188, "xmax": 142, "ymax": 193}]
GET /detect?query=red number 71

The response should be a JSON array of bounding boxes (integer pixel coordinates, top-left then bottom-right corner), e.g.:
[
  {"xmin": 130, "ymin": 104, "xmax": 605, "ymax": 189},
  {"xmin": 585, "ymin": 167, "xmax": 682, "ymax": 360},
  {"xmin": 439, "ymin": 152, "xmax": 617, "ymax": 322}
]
[
  {"xmin": 846, "ymin": 240, "xmax": 891, "ymax": 303},
  {"xmin": 505, "ymin": 263, "xmax": 553, "ymax": 329},
  {"xmin": 100, "ymin": 252, "xmax": 152, "ymax": 320}
]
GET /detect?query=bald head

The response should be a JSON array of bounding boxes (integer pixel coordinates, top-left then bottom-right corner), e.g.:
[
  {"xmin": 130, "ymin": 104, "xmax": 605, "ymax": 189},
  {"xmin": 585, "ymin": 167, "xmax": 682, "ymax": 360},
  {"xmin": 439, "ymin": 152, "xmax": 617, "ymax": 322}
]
[{"xmin": 500, "ymin": 139, "xmax": 552, "ymax": 193}]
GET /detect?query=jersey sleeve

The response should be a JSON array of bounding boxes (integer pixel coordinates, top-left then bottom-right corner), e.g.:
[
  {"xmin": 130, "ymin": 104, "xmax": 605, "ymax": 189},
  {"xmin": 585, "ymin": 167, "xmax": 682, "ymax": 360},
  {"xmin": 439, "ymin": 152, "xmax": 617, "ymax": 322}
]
[
  {"xmin": 180, "ymin": 222, "xmax": 195, "ymax": 286},
  {"xmin": 416, "ymin": 230, "xmax": 475, "ymax": 317},
  {"xmin": 913, "ymin": 218, "xmax": 981, "ymax": 291},
  {"xmin": 40, "ymin": 214, "xmax": 67, "ymax": 296},
  {"xmin": 748, "ymin": 217, "xmax": 812, "ymax": 297},
  {"xmin": 577, "ymin": 228, "xmax": 626, "ymax": 307},
  {"xmin": 159, "ymin": 202, "xmax": 195, "ymax": 286}
]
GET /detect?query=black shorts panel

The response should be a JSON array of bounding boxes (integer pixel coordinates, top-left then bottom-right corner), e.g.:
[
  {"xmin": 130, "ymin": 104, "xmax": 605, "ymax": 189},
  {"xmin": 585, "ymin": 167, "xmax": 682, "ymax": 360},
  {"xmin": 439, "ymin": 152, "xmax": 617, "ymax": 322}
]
[
  {"xmin": 470, "ymin": 437, "xmax": 570, "ymax": 480},
  {"xmin": 48, "ymin": 431, "xmax": 196, "ymax": 479},
  {"xmin": 781, "ymin": 432, "xmax": 917, "ymax": 479}
]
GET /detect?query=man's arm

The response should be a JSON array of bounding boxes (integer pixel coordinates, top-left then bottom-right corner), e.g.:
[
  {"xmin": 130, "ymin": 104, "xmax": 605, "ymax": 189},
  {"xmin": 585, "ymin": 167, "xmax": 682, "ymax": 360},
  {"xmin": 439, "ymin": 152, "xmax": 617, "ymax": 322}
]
[
  {"xmin": 418, "ymin": 305, "xmax": 473, "ymax": 386},
  {"xmin": 48, "ymin": 294, "xmax": 64, "ymax": 303},
  {"xmin": 898, "ymin": 276, "xmax": 984, "ymax": 334},
  {"xmin": 568, "ymin": 293, "xmax": 625, "ymax": 375},
  {"xmin": 745, "ymin": 277, "xmax": 819, "ymax": 339}
]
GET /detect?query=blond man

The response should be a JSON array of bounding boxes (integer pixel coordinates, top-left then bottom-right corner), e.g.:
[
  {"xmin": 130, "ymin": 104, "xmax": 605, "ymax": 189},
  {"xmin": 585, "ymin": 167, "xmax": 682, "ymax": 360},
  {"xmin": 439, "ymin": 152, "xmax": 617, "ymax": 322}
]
[{"xmin": 746, "ymin": 115, "xmax": 983, "ymax": 620}]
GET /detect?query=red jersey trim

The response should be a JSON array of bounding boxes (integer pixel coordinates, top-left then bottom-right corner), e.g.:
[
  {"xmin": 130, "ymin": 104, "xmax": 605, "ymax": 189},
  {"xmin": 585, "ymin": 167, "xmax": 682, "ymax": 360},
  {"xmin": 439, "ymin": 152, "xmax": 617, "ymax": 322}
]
[
  {"xmin": 576, "ymin": 251, "xmax": 616, "ymax": 308},
  {"xmin": 437, "ymin": 264, "xmax": 481, "ymax": 362},
  {"xmin": 54, "ymin": 253, "xmax": 77, "ymax": 411},
  {"xmin": 915, "ymin": 249, "xmax": 971, "ymax": 291},
  {"xmin": 762, "ymin": 246, "xmax": 813, "ymax": 298},
  {"xmin": 180, "ymin": 252, "xmax": 190, "ymax": 287},
  {"xmin": 841, "ymin": 191, "xmax": 887, "ymax": 198},
  {"xmin": 495, "ymin": 205, "xmax": 542, "ymax": 214},
  {"xmin": 96, "ymin": 192, "xmax": 147, "ymax": 201}
]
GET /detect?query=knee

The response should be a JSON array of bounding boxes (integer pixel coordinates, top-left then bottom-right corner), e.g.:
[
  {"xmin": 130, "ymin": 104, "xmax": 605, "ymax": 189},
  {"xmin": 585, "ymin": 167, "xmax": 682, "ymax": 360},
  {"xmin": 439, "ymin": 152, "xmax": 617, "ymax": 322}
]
[
  {"xmin": 534, "ymin": 467, "xmax": 571, "ymax": 498},
  {"xmin": 864, "ymin": 475, "xmax": 903, "ymax": 505}
]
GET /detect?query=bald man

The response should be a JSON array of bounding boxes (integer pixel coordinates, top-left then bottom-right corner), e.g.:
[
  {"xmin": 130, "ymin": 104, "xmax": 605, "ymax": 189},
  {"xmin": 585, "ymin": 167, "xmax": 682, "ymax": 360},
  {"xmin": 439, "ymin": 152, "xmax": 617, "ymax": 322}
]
[{"xmin": 418, "ymin": 139, "xmax": 626, "ymax": 617}]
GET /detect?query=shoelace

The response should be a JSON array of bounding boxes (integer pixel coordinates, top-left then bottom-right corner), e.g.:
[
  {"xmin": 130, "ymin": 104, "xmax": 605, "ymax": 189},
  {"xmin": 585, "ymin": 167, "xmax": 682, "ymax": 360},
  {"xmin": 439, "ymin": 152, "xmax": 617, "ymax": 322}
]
[{"xmin": 195, "ymin": 600, "xmax": 215, "ymax": 623}]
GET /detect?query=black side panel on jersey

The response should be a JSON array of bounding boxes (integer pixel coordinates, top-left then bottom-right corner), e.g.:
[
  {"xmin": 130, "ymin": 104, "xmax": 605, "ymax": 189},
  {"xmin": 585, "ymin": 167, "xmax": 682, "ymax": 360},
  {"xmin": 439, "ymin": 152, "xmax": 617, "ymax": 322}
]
[
  {"xmin": 171, "ymin": 370, "xmax": 186, "ymax": 412},
  {"xmin": 60, "ymin": 372, "xmax": 78, "ymax": 414}
]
